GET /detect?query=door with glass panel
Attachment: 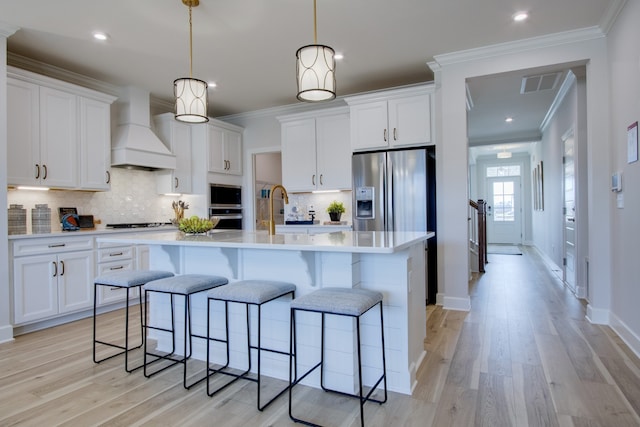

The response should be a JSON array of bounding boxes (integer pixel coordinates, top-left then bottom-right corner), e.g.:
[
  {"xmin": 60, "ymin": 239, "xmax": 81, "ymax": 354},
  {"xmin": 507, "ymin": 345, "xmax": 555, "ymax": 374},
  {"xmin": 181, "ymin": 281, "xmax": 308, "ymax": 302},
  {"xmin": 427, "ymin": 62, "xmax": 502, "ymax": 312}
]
[{"xmin": 486, "ymin": 166, "xmax": 522, "ymax": 244}]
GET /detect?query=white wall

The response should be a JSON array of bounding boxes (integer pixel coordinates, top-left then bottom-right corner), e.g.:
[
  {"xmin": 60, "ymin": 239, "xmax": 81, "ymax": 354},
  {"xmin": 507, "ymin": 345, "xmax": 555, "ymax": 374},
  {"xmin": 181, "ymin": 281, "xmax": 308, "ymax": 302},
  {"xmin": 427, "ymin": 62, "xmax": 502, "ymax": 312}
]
[{"xmin": 607, "ymin": 0, "xmax": 640, "ymax": 355}]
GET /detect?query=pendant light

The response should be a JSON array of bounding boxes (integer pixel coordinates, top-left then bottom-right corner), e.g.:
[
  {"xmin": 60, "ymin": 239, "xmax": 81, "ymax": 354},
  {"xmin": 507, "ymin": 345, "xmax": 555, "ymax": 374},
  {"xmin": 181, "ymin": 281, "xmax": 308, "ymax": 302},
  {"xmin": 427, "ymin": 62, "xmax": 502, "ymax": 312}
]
[
  {"xmin": 174, "ymin": 0, "xmax": 209, "ymax": 123},
  {"xmin": 497, "ymin": 149, "xmax": 512, "ymax": 159},
  {"xmin": 296, "ymin": 0, "xmax": 336, "ymax": 102}
]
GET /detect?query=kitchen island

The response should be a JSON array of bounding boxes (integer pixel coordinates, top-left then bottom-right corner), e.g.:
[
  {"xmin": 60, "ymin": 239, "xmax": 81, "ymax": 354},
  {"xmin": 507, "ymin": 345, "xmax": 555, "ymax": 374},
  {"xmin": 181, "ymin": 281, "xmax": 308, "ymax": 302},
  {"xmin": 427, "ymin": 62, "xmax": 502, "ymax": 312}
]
[{"xmin": 97, "ymin": 229, "xmax": 434, "ymax": 395}]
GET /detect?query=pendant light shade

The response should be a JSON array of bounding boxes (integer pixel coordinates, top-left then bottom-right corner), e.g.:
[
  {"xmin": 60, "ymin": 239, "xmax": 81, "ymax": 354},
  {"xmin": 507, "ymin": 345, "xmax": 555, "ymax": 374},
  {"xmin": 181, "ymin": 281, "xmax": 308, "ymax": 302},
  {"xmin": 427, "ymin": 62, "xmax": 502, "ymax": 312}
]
[
  {"xmin": 296, "ymin": 44, "xmax": 336, "ymax": 102},
  {"xmin": 174, "ymin": 77, "xmax": 208, "ymax": 123},
  {"xmin": 296, "ymin": 0, "xmax": 336, "ymax": 102},
  {"xmin": 175, "ymin": 0, "xmax": 208, "ymax": 123}
]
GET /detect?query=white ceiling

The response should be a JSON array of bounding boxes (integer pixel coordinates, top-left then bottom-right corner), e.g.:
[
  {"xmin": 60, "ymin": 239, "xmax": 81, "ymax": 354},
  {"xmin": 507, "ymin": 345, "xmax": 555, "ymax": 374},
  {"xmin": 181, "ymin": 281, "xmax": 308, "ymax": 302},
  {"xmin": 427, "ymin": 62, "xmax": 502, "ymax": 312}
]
[{"xmin": 0, "ymin": 0, "xmax": 622, "ymax": 152}]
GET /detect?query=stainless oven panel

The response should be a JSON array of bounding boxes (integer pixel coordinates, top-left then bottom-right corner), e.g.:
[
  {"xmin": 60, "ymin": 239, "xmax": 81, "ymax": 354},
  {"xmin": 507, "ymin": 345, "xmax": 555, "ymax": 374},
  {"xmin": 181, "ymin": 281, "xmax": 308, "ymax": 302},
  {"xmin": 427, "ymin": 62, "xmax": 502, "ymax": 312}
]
[{"xmin": 210, "ymin": 207, "xmax": 243, "ymax": 230}]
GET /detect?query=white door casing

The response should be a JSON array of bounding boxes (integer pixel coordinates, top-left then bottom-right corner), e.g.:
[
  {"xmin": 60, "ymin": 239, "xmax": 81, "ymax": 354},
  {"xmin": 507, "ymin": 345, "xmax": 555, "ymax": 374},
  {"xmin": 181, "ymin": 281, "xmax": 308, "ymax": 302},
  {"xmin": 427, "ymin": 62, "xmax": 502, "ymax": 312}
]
[{"xmin": 563, "ymin": 130, "xmax": 577, "ymax": 292}]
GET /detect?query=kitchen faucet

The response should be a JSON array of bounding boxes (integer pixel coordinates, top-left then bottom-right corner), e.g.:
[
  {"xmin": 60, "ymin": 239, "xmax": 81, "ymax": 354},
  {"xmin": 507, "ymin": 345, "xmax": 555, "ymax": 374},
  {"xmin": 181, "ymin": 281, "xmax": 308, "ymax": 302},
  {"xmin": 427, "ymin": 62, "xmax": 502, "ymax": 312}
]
[{"xmin": 268, "ymin": 184, "xmax": 289, "ymax": 235}]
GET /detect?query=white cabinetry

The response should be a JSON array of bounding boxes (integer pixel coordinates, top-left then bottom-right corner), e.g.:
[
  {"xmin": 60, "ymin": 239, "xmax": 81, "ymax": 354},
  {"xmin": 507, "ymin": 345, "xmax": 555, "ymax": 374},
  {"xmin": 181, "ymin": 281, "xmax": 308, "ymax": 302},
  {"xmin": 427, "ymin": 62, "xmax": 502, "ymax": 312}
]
[
  {"xmin": 154, "ymin": 113, "xmax": 193, "ymax": 194},
  {"xmin": 7, "ymin": 67, "xmax": 116, "ymax": 190},
  {"xmin": 207, "ymin": 125, "xmax": 243, "ymax": 175},
  {"xmin": 279, "ymin": 107, "xmax": 351, "ymax": 193},
  {"xmin": 12, "ymin": 236, "xmax": 94, "ymax": 325},
  {"xmin": 95, "ymin": 242, "xmax": 137, "ymax": 305},
  {"xmin": 345, "ymin": 85, "xmax": 433, "ymax": 151}
]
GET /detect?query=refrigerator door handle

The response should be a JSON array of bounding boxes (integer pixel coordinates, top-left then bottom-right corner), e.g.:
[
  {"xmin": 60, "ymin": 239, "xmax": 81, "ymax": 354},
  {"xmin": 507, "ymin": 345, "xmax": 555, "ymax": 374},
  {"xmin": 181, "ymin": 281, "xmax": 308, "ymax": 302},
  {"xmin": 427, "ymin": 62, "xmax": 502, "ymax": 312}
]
[
  {"xmin": 386, "ymin": 154, "xmax": 394, "ymax": 232},
  {"xmin": 381, "ymin": 157, "xmax": 388, "ymax": 231}
]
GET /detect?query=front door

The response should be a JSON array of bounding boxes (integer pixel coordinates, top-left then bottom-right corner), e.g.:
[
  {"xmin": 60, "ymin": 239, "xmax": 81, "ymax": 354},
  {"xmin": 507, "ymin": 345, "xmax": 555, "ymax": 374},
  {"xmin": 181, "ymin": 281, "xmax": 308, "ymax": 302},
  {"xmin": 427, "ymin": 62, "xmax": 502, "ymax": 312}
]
[
  {"xmin": 487, "ymin": 176, "xmax": 522, "ymax": 244},
  {"xmin": 563, "ymin": 131, "xmax": 577, "ymax": 292}
]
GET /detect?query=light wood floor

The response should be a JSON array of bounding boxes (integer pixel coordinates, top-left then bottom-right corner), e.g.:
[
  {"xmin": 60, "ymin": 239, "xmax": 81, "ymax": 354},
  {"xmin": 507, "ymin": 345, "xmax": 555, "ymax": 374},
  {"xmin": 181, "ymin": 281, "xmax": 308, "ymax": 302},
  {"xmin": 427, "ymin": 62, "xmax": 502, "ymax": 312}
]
[{"xmin": 2, "ymin": 246, "xmax": 640, "ymax": 426}]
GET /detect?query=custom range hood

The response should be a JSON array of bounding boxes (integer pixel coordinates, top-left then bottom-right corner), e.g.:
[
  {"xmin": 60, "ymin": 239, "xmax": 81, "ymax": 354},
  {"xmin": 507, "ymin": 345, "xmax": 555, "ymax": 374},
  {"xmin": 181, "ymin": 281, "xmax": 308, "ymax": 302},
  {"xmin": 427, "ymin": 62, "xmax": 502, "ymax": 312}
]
[{"xmin": 111, "ymin": 86, "xmax": 176, "ymax": 170}]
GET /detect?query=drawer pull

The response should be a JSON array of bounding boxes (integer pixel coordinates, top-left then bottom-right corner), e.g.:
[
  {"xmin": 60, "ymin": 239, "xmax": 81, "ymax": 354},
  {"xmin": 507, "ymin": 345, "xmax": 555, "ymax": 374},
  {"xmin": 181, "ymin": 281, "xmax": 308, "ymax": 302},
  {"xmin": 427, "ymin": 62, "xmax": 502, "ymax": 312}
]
[
  {"xmin": 109, "ymin": 286, "xmax": 121, "ymax": 291},
  {"xmin": 109, "ymin": 252, "xmax": 124, "ymax": 257},
  {"xmin": 48, "ymin": 243, "xmax": 66, "ymax": 248},
  {"xmin": 109, "ymin": 266, "xmax": 124, "ymax": 270}
]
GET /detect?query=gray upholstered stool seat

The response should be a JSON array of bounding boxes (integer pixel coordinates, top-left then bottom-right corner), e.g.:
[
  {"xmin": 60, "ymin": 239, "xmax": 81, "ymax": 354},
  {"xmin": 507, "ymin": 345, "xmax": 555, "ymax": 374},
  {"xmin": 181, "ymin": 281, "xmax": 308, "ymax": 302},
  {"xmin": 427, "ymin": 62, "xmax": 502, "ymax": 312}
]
[
  {"xmin": 143, "ymin": 273, "xmax": 229, "ymax": 389},
  {"xmin": 206, "ymin": 279, "xmax": 296, "ymax": 411},
  {"xmin": 289, "ymin": 287, "xmax": 383, "ymax": 316},
  {"xmin": 93, "ymin": 270, "xmax": 174, "ymax": 373},
  {"xmin": 207, "ymin": 280, "xmax": 296, "ymax": 304},
  {"xmin": 289, "ymin": 287, "xmax": 388, "ymax": 427},
  {"xmin": 143, "ymin": 274, "xmax": 229, "ymax": 294}
]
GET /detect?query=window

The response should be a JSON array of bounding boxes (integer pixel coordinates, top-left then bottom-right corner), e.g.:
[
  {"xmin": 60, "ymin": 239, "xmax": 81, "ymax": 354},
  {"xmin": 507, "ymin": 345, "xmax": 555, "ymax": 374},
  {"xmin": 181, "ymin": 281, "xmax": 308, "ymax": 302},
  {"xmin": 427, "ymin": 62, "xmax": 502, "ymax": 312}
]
[
  {"xmin": 493, "ymin": 181, "xmax": 515, "ymax": 222},
  {"xmin": 486, "ymin": 165, "xmax": 521, "ymax": 177}
]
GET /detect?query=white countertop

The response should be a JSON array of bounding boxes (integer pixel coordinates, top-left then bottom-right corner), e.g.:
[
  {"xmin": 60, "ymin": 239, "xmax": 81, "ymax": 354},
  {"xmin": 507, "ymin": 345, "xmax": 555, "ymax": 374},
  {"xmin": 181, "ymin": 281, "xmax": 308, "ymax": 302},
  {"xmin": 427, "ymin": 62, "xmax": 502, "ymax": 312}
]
[
  {"xmin": 96, "ymin": 230, "xmax": 434, "ymax": 254},
  {"xmin": 8, "ymin": 225, "xmax": 177, "ymax": 240}
]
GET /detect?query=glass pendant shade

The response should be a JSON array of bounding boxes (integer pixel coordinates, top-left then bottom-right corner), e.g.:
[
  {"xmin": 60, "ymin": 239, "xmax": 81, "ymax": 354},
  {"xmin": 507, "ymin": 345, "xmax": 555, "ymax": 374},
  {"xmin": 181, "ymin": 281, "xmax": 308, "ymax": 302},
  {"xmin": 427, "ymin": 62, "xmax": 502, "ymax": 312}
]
[
  {"xmin": 296, "ymin": 44, "xmax": 336, "ymax": 102},
  {"xmin": 174, "ymin": 77, "xmax": 208, "ymax": 123}
]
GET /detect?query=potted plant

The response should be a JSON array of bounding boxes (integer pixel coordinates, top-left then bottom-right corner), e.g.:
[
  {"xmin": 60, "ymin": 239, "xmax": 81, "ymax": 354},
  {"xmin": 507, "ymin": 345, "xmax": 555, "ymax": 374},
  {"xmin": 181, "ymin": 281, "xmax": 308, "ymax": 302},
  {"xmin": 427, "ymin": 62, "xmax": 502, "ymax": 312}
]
[{"xmin": 326, "ymin": 201, "xmax": 345, "ymax": 222}]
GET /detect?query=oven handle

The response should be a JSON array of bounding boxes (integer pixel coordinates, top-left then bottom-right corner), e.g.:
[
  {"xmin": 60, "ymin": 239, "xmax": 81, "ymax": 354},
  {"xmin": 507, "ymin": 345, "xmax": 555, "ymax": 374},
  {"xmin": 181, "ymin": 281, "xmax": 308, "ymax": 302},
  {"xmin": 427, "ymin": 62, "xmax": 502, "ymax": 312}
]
[{"xmin": 210, "ymin": 214, "xmax": 243, "ymax": 220}]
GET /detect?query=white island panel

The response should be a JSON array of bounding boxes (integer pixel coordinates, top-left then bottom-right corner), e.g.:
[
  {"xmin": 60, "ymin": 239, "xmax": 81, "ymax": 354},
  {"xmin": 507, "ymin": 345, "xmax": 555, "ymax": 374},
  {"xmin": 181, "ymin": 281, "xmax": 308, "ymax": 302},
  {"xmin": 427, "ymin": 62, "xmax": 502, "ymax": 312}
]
[{"xmin": 97, "ymin": 230, "xmax": 433, "ymax": 395}]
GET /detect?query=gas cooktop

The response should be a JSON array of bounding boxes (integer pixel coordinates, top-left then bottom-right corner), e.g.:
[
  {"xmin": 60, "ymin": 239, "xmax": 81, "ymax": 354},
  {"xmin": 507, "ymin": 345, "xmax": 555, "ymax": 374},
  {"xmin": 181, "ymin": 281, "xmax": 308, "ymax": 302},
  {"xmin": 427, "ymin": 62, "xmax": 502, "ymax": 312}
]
[{"xmin": 106, "ymin": 222, "xmax": 170, "ymax": 229}]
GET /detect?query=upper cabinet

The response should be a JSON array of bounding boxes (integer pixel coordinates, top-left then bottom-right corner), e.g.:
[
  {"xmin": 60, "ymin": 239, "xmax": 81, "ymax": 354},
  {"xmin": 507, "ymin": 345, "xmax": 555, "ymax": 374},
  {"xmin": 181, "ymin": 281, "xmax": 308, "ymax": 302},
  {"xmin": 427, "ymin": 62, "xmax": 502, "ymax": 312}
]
[
  {"xmin": 207, "ymin": 124, "xmax": 243, "ymax": 176},
  {"xmin": 7, "ymin": 67, "xmax": 116, "ymax": 190},
  {"xmin": 345, "ymin": 85, "xmax": 434, "ymax": 151},
  {"xmin": 153, "ymin": 113, "xmax": 193, "ymax": 194},
  {"xmin": 279, "ymin": 107, "xmax": 351, "ymax": 193}
]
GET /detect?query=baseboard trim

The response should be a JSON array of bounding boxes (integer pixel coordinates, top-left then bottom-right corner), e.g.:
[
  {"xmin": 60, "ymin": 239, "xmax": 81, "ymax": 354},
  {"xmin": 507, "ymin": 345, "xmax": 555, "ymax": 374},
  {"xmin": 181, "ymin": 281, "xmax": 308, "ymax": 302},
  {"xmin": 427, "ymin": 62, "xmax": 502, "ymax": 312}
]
[
  {"xmin": 436, "ymin": 292, "xmax": 445, "ymax": 306},
  {"xmin": 0, "ymin": 324, "xmax": 15, "ymax": 344},
  {"xmin": 585, "ymin": 304, "xmax": 609, "ymax": 325},
  {"xmin": 442, "ymin": 295, "xmax": 471, "ymax": 311},
  {"xmin": 610, "ymin": 312, "xmax": 640, "ymax": 359}
]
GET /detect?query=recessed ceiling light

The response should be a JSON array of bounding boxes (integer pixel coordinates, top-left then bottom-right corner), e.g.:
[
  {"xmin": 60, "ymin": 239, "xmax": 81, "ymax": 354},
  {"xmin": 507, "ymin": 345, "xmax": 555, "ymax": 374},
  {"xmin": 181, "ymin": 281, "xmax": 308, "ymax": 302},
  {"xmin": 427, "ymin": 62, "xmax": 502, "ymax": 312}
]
[
  {"xmin": 334, "ymin": 53, "xmax": 344, "ymax": 60},
  {"xmin": 92, "ymin": 31, "xmax": 109, "ymax": 41},
  {"xmin": 505, "ymin": 117, "xmax": 513, "ymax": 123},
  {"xmin": 513, "ymin": 11, "xmax": 528, "ymax": 22},
  {"xmin": 208, "ymin": 82, "xmax": 217, "ymax": 88}
]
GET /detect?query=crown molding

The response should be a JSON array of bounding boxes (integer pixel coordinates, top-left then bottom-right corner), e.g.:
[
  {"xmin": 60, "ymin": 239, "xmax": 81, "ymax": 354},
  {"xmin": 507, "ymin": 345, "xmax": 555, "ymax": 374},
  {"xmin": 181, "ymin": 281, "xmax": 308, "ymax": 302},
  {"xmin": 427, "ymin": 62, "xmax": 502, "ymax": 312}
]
[
  {"xmin": 432, "ymin": 26, "xmax": 605, "ymax": 67},
  {"xmin": 599, "ymin": 0, "xmax": 628, "ymax": 34},
  {"xmin": 540, "ymin": 70, "xmax": 577, "ymax": 132},
  {"xmin": 0, "ymin": 22, "xmax": 19, "ymax": 38}
]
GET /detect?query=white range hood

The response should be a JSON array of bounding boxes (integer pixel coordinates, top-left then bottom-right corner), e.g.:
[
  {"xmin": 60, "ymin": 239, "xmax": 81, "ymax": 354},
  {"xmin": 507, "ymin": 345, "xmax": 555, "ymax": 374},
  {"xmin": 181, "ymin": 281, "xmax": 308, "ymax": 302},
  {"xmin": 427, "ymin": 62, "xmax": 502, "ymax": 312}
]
[{"xmin": 111, "ymin": 86, "xmax": 176, "ymax": 170}]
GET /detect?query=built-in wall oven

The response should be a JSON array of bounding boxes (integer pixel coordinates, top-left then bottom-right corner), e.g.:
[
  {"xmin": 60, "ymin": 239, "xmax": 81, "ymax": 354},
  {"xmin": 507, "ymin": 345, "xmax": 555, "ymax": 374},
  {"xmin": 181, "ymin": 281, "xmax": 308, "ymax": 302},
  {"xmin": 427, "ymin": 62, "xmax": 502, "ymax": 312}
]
[{"xmin": 209, "ymin": 184, "xmax": 243, "ymax": 230}]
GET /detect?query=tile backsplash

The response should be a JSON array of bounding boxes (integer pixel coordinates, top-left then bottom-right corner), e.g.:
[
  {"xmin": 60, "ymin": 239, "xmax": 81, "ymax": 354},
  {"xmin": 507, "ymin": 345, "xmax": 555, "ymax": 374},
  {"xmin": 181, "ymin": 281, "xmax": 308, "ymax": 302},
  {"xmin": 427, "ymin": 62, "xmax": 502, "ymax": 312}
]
[
  {"xmin": 285, "ymin": 191, "xmax": 352, "ymax": 223},
  {"xmin": 7, "ymin": 168, "xmax": 204, "ymax": 233}
]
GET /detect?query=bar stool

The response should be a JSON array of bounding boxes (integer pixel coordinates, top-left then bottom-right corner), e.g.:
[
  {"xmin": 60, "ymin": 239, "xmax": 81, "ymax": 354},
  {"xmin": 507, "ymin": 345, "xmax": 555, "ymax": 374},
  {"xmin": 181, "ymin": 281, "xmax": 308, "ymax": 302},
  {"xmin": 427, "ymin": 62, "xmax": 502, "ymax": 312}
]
[
  {"xmin": 93, "ymin": 270, "xmax": 174, "ymax": 372},
  {"xmin": 288, "ymin": 287, "xmax": 387, "ymax": 427},
  {"xmin": 206, "ymin": 280, "xmax": 296, "ymax": 411},
  {"xmin": 143, "ymin": 274, "xmax": 229, "ymax": 389}
]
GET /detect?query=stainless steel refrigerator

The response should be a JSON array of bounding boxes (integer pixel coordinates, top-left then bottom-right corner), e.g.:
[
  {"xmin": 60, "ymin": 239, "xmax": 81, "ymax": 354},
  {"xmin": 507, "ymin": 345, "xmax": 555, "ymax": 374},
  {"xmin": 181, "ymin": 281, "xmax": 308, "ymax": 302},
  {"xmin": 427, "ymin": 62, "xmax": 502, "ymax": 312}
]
[{"xmin": 352, "ymin": 147, "xmax": 437, "ymax": 303}]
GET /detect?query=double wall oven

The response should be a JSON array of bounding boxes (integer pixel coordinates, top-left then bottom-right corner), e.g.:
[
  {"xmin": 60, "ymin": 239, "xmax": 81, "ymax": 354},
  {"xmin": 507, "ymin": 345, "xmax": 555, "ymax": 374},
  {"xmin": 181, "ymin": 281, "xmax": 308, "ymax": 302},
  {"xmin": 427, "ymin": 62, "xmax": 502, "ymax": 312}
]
[{"xmin": 209, "ymin": 184, "xmax": 243, "ymax": 230}]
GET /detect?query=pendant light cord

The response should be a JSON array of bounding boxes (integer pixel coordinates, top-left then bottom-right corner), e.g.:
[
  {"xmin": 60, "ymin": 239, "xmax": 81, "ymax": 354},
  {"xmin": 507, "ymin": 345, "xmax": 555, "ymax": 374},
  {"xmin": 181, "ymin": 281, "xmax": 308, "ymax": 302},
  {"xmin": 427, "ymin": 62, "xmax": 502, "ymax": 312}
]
[
  {"xmin": 188, "ymin": 5, "xmax": 193, "ymax": 78},
  {"xmin": 313, "ymin": 0, "xmax": 317, "ymax": 44}
]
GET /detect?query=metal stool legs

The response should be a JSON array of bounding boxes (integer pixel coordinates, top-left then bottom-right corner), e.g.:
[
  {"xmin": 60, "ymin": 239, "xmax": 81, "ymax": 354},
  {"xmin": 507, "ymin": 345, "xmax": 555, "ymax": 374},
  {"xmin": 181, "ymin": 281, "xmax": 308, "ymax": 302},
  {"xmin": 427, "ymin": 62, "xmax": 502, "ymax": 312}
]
[
  {"xmin": 289, "ymin": 300, "xmax": 387, "ymax": 427},
  {"xmin": 93, "ymin": 283, "xmax": 144, "ymax": 373}
]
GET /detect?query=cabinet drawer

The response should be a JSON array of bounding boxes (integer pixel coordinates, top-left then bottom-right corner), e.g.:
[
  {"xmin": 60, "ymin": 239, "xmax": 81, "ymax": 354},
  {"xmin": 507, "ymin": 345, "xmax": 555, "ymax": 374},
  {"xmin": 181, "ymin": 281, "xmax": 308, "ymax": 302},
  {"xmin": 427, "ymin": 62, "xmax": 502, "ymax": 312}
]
[
  {"xmin": 97, "ymin": 246, "xmax": 134, "ymax": 263},
  {"xmin": 97, "ymin": 259, "xmax": 135, "ymax": 275},
  {"xmin": 13, "ymin": 236, "xmax": 94, "ymax": 257},
  {"xmin": 96, "ymin": 260, "xmax": 138, "ymax": 305}
]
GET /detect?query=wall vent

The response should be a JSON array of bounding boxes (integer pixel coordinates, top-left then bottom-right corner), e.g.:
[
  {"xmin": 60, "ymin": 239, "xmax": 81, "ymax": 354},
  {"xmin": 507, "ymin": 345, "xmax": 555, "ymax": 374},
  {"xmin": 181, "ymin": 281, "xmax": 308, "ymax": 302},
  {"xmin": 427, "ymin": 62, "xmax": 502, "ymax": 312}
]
[{"xmin": 520, "ymin": 72, "xmax": 561, "ymax": 94}]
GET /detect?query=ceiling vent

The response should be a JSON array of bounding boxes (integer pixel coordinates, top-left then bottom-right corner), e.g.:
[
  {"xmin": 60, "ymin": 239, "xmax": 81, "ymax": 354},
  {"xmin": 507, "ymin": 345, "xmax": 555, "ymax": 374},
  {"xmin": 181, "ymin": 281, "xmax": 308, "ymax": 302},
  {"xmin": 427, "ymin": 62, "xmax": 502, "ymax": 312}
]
[{"xmin": 520, "ymin": 72, "xmax": 561, "ymax": 94}]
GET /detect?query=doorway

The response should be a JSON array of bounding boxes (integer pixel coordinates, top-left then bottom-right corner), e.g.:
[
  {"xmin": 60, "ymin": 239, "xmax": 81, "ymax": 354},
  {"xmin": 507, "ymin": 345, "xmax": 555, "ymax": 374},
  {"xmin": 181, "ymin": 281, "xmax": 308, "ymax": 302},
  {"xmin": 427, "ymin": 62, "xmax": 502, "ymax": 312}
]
[
  {"xmin": 253, "ymin": 152, "xmax": 282, "ymax": 231},
  {"xmin": 483, "ymin": 163, "xmax": 523, "ymax": 245}
]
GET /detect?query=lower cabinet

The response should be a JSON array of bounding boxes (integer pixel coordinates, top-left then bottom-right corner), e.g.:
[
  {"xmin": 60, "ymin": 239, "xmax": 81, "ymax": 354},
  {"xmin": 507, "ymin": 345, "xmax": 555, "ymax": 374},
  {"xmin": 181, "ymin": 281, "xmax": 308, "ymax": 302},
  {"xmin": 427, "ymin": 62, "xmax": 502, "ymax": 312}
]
[
  {"xmin": 95, "ymin": 243, "xmax": 147, "ymax": 306},
  {"xmin": 13, "ymin": 250, "xmax": 94, "ymax": 324}
]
